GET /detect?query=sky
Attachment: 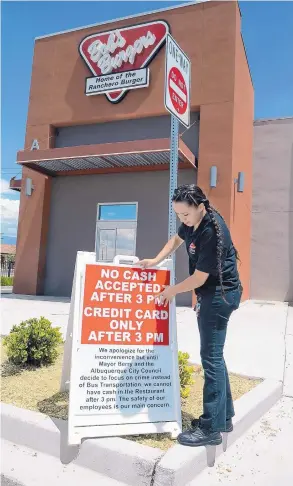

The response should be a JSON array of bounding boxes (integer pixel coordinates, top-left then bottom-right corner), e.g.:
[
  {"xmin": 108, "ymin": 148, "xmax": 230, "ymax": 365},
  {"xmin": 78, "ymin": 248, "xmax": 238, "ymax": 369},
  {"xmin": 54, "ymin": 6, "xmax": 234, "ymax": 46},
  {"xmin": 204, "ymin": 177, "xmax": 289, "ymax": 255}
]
[{"xmin": 1, "ymin": 0, "xmax": 293, "ymax": 245}]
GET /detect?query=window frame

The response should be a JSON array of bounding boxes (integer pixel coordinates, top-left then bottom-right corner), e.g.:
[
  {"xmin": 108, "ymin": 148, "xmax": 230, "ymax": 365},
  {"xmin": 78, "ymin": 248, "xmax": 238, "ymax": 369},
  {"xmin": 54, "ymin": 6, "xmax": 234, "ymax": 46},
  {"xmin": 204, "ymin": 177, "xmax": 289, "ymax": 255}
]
[{"xmin": 95, "ymin": 202, "xmax": 138, "ymax": 262}]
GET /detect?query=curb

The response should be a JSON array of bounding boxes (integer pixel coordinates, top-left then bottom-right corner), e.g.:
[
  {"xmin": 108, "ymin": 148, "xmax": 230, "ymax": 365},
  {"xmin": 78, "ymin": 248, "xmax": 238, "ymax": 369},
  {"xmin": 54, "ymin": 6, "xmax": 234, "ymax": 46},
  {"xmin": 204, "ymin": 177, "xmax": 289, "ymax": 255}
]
[
  {"xmin": 1, "ymin": 379, "xmax": 282, "ymax": 486},
  {"xmin": 0, "ymin": 404, "xmax": 162, "ymax": 486},
  {"xmin": 284, "ymin": 335, "xmax": 293, "ymax": 398},
  {"xmin": 153, "ymin": 379, "xmax": 283, "ymax": 486}
]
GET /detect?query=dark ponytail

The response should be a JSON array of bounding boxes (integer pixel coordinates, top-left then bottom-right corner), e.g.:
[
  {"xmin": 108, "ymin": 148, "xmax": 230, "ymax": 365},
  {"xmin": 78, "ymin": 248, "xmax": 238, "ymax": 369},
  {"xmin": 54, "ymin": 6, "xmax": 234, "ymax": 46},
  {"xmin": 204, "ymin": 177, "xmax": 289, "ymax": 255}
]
[
  {"xmin": 172, "ymin": 184, "xmax": 240, "ymax": 301},
  {"xmin": 204, "ymin": 203, "xmax": 226, "ymax": 301}
]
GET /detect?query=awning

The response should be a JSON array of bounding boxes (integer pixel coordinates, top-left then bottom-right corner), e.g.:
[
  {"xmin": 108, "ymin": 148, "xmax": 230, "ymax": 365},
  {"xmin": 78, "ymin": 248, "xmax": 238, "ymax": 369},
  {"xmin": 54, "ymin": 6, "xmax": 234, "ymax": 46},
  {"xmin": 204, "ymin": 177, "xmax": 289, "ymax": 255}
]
[
  {"xmin": 17, "ymin": 138, "xmax": 196, "ymax": 176},
  {"xmin": 9, "ymin": 177, "xmax": 22, "ymax": 192}
]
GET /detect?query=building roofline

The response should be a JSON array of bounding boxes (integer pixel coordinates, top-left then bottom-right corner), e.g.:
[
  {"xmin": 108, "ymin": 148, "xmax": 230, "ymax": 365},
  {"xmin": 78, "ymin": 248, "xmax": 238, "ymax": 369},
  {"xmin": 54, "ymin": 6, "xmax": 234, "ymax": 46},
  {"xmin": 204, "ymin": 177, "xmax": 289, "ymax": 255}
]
[
  {"xmin": 254, "ymin": 117, "xmax": 293, "ymax": 125},
  {"xmin": 35, "ymin": 1, "xmax": 207, "ymax": 40}
]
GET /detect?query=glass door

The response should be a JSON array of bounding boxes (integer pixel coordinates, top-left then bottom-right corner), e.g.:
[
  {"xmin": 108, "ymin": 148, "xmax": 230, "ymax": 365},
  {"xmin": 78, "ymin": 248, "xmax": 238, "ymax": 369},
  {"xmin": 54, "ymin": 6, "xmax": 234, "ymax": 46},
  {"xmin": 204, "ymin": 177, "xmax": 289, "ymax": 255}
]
[{"xmin": 95, "ymin": 203, "xmax": 137, "ymax": 262}]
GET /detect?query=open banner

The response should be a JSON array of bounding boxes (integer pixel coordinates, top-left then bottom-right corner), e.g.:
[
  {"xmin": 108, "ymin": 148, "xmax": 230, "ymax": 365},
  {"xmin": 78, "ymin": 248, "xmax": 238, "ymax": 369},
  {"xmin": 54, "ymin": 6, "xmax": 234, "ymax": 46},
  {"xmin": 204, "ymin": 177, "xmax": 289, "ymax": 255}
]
[{"xmin": 65, "ymin": 252, "xmax": 181, "ymax": 445}]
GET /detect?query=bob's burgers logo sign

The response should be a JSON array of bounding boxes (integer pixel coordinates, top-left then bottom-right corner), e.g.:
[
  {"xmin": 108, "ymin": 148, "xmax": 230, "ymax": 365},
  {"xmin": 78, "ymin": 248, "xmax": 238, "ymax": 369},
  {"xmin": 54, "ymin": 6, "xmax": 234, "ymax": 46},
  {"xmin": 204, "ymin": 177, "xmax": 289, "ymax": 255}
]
[{"xmin": 79, "ymin": 20, "xmax": 169, "ymax": 103}]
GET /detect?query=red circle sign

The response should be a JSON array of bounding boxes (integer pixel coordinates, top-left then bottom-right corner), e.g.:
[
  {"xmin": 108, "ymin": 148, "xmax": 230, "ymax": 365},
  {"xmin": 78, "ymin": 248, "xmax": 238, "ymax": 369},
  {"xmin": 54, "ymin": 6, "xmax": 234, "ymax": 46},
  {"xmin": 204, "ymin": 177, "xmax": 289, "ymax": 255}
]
[{"xmin": 168, "ymin": 67, "xmax": 187, "ymax": 115}]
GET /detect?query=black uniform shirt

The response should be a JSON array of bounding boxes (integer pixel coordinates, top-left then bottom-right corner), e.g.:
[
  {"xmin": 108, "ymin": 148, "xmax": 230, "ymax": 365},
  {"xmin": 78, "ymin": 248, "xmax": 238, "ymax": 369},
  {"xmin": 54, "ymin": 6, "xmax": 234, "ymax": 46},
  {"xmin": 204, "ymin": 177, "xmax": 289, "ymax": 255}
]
[{"xmin": 178, "ymin": 212, "xmax": 240, "ymax": 295}]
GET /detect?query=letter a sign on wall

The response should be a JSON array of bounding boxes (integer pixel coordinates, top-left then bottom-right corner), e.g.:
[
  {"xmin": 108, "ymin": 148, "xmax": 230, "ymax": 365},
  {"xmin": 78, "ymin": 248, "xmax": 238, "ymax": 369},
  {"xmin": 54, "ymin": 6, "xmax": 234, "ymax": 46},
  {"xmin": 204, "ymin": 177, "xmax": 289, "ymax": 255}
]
[{"xmin": 65, "ymin": 252, "xmax": 182, "ymax": 445}]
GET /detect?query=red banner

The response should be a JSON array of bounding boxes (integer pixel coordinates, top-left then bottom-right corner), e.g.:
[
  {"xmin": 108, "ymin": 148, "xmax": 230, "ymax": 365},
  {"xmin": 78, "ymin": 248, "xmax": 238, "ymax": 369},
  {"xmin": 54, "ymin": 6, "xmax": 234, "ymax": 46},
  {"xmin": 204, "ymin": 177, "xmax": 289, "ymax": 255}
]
[{"xmin": 81, "ymin": 264, "xmax": 170, "ymax": 345}]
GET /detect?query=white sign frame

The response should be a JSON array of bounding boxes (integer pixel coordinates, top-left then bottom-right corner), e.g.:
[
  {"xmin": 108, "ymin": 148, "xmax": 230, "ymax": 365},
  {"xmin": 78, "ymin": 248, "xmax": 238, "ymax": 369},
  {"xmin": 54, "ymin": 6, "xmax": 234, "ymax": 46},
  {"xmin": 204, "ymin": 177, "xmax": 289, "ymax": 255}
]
[
  {"xmin": 63, "ymin": 251, "xmax": 182, "ymax": 445},
  {"xmin": 164, "ymin": 34, "xmax": 191, "ymax": 128}
]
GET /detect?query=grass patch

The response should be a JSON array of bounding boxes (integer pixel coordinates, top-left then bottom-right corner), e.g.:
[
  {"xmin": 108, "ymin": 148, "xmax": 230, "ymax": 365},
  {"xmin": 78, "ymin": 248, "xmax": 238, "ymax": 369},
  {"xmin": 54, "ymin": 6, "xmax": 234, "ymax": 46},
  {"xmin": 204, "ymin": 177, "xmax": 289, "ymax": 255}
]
[
  {"xmin": 1, "ymin": 341, "xmax": 261, "ymax": 450},
  {"xmin": 1, "ymin": 276, "xmax": 13, "ymax": 286},
  {"xmin": 1, "ymin": 341, "xmax": 68, "ymax": 419}
]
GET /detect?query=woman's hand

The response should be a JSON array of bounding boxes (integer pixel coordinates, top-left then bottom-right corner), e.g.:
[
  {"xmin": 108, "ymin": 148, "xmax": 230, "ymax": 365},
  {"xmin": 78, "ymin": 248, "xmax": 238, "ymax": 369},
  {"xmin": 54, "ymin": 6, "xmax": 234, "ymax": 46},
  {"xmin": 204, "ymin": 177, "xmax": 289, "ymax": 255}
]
[
  {"xmin": 137, "ymin": 258, "xmax": 158, "ymax": 269},
  {"xmin": 158, "ymin": 286, "xmax": 177, "ymax": 306}
]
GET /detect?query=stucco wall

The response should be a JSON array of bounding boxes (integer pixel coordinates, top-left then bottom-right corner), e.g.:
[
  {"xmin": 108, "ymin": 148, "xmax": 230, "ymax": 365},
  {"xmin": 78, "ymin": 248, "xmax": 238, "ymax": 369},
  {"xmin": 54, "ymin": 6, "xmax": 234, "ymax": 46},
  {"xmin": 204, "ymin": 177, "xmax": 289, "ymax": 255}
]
[
  {"xmin": 44, "ymin": 168, "xmax": 197, "ymax": 306},
  {"xmin": 55, "ymin": 113, "xmax": 199, "ymax": 157},
  {"xmin": 251, "ymin": 118, "xmax": 293, "ymax": 301}
]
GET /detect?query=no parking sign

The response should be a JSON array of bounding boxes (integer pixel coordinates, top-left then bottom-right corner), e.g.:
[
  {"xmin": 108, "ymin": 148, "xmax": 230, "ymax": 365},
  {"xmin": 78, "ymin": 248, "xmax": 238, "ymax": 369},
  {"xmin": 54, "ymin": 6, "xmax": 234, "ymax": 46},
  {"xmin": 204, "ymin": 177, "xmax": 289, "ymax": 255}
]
[{"xmin": 164, "ymin": 34, "xmax": 191, "ymax": 128}]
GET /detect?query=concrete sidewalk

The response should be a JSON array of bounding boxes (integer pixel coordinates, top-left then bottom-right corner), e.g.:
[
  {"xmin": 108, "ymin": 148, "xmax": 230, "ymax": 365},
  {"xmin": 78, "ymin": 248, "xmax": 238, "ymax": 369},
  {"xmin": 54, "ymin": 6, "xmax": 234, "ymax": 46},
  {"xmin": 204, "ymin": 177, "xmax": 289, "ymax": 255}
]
[
  {"xmin": 177, "ymin": 301, "xmax": 290, "ymax": 382},
  {"xmin": 1, "ymin": 439, "xmax": 127, "ymax": 486},
  {"xmin": 284, "ymin": 306, "xmax": 293, "ymax": 397},
  {"xmin": 187, "ymin": 397, "xmax": 293, "ymax": 486},
  {"xmin": 1, "ymin": 294, "xmax": 70, "ymax": 338}
]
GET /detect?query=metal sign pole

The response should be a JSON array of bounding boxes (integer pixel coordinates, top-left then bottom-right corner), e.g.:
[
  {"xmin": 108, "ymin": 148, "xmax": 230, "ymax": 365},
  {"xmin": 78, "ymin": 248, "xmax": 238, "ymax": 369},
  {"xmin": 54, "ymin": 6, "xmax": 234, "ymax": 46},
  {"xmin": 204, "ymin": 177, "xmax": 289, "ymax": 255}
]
[{"xmin": 168, "ymin": 114, "xmax": 179, "ymax": 284}]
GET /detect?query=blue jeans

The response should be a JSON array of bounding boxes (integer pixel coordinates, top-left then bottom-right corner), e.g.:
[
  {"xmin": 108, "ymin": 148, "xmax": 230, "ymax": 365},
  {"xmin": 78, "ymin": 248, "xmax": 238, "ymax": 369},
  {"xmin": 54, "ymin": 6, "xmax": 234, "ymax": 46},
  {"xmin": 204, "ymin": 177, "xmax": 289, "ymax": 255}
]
[{"xmin": 196, "ymin": 286, "xmax": 242, "ymax": 432}]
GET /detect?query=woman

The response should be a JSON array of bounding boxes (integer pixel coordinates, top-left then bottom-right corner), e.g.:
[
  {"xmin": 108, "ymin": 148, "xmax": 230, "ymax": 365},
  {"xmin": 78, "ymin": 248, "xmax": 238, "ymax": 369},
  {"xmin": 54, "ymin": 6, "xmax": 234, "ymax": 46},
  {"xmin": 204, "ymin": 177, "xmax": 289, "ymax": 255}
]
[{"xmin": 138, "ymin": 184, "xmax": 242, "ymax": 447}]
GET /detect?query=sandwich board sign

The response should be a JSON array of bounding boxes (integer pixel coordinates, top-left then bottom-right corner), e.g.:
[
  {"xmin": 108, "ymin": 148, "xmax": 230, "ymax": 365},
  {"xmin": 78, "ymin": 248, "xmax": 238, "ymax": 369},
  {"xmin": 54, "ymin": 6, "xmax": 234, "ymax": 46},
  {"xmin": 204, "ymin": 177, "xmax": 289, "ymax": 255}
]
[
  {"xmin": 164, "ymin": 34, "xmax": 191, "ymax": 128},
  {"xmin": 63, "ymin": 251, "xmax": 182, "ymax": 445}
]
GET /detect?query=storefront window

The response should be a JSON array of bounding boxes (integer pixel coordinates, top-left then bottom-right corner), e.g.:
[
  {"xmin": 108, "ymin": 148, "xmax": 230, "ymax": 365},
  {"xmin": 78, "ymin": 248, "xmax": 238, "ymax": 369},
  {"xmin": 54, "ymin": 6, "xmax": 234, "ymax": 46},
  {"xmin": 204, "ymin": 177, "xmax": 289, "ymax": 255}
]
[
  {"xmin": 98, "ymin": 203, "xmax": 137, "ymax": 221},
  {"xmin": 116, "ymin": 228, "xmax": 136, "ymax": 256},
  {"xmin": 96, "ymin": 203, "xmax": 137, "ymax": 261}
]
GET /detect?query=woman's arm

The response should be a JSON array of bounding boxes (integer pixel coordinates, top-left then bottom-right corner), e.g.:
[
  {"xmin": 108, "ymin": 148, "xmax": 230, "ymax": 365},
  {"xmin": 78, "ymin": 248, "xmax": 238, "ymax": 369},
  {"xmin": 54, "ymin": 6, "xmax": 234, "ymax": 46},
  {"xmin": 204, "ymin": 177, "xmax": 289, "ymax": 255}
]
[
  {"xmin": 158, "ymin": 270, "xmax": 209, "ymax": 305},
  {"xmin": 173, "ymin": 270, "xmax": 209, "ymax": 294}
]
